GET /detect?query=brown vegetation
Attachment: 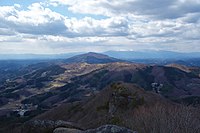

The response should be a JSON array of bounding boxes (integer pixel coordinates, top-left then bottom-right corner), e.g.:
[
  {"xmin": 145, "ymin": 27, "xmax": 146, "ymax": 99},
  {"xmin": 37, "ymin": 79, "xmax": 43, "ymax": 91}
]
[
  {"xmin": 32, "ymin": 83, "xmax": 200, "ymax": 133},
  {"xmin": 125, "ymin": 102, "xmax": 200, "ymax": 133}
]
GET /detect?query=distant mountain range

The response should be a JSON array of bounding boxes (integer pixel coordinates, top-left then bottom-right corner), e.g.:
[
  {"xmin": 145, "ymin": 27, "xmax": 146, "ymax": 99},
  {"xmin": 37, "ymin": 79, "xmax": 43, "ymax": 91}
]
[
  {"xmin": 65, "ymin": 52, "xmax": 124, "ymax": 64},
  {"xmin": 0, "ymin": 53, "xmax": 82, "ymax": 60},
  {"xmin": 0, "ymin": 52, "xmax": 200, "ymax": 132},
  {"xmin": 1, "ymin": 50, "xmax": 200, "ymax": 60},
  {"xmin": 104, "ymin": 50, "xmax": 200, "ymax": 59}
]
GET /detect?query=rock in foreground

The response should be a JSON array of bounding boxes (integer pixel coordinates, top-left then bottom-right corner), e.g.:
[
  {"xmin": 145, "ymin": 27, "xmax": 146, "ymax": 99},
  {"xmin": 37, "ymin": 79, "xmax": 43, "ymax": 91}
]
[
  {"xmin": 53, "ymin": 127, "xmax": 81, "ymax": 133},
  {"xmin": 53, "ymin": 125, "xmax": 137, "ymax": 133}
]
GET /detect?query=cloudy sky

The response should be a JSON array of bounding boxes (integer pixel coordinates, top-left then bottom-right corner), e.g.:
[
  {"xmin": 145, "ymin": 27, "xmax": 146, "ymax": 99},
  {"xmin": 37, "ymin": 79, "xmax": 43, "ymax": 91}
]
[{"xmin": 0, "ymin": 0, "xmax": 200, "ymax": 54}]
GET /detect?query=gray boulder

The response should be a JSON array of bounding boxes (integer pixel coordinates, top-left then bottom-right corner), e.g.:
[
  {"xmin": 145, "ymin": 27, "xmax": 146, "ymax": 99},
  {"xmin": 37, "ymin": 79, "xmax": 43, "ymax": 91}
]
[
  {"xmin": 82, "ymin": 125, "xmax": 137, "ymax": 133},
  {"xmin": 53, "ymin": 127, "xmax": 82, "ymax": 133},
  {"xmin": 54, "ymin": 125, "xmax": 137, "ymax": 133}
]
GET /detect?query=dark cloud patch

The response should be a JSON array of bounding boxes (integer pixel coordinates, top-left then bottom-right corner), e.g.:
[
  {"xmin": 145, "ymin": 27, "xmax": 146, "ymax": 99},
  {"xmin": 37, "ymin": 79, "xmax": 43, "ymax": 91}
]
[
  {"xmin": 0, "ymin": 28, "xmax": 16, "ymax": 35},
  {"xmin": 89, "ymin": 0, "xmax": 200, "ymax": 20}
]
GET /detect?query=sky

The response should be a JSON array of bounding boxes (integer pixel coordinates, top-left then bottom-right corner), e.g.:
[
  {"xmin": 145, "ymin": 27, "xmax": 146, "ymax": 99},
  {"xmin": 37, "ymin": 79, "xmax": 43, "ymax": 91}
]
[{"xmin": 0, "ymin": 0, "xmax": 200, "ymax": 54}]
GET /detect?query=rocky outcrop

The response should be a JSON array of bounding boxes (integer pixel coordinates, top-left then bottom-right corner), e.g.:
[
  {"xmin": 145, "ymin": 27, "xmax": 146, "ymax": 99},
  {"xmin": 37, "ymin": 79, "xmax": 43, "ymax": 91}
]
[
  {"xmin": 108, "ymin": 83, "xmax": 145, "ymax": 116},
  {"xmin": 53, "ymin": 127, "xmax": 82, "ymax": 133},
  {"xmin": 53, "ymin": 125, "xmax": 137, "ymax": 133},
  {"xmin": 82, "ymin": 125, "xmax": 137, "ymax": 133},
  {"xmin": 22, "ymin": 120, "xmax": 82, "ymax": 133},
  {"xmin": 25, "ymin": 120, "xmax": 82, "ymax": 128}
]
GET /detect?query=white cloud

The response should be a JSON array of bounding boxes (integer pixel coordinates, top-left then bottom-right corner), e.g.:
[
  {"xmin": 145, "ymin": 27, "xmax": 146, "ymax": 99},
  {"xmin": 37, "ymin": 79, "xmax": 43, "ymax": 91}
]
[
  {"xmin": 0, "ymin": 3, "xmax": 67, "ymax": 34},
  {"xmin": 0, "ymin": 3, "xmax": 131, "ymax": 37},
  {"xmin": 0, "ymin": 0, "xmax": 200, "ymax": 54}
]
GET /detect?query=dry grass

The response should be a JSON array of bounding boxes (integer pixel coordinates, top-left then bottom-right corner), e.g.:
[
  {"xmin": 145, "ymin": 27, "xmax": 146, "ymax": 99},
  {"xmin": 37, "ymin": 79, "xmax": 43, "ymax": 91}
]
[{"xmin": 125, "ymin": 103, "xmax": 200, "ymax": 133}]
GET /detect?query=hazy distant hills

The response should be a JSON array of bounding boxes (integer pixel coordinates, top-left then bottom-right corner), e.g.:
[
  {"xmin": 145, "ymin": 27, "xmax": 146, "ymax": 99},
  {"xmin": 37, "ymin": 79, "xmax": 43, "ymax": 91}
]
[
  {"xmin": 104, "ymin": 51, "xmax": 200, "ymax": 66},
  {"xmin": 104, "ymin": 50, "xmax": 200, "ymax": 59},
  {"xmin": 0, "ymin": 53, "xmax": 81, "ymax": 60},
  {"xmin": 1, "ymin": 50, "xmax": 200, "ymax": 67},
  {"xmin": 1, "ymin": 50, "xmax": 200, "ymax": 60}
]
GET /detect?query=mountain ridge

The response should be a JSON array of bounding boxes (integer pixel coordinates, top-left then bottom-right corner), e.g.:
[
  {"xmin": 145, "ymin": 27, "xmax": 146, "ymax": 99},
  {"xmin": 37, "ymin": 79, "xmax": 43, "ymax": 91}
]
[
  {"xmin": 104, "ymin": 50, "xmax": 200, "ymax": 59},
  {"xmin": 0, "ymin": 53, "xmax": 200, "ymax": 133},
  {"xmin": 1, "ymin": 50, "xmax": 200, "ymax": 60},
  {"xmin": 64, "ymin": 52, "xmax": 124, "ymax": 64}
]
